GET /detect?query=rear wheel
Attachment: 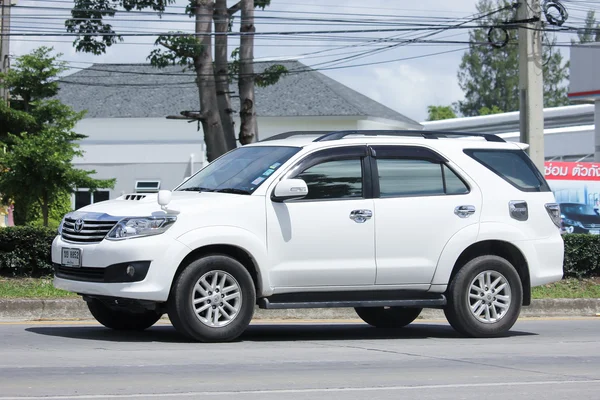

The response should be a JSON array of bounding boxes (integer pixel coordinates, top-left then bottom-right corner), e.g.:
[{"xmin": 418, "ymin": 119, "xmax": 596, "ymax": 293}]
[
  {"xmin": 444, "ymin": 255, "xmax": 522, "ymax": 338},
  {"xmin": 168, "ymin": 255, "xmax": 256, "ymax": 342},
  {"xmin": 355, "ymin": 306, "xmax": 422, "ymax": 328},
  {"xmin": 87, "ymin": 298, "xmax": 162, "ymax": 331}
]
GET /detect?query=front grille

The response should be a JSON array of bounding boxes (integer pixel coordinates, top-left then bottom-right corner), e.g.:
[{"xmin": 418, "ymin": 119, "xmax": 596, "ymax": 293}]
[
  {"xmin": 55, "ymin": 265, "xmax": 105, "ymax": 282},
  {"xmin": 61, "ymin": 218, "xmax": 118, "ymax": 243},
  {"xmin": 583, "ymin": 223, "xmax": 600, "ymax": 229}
]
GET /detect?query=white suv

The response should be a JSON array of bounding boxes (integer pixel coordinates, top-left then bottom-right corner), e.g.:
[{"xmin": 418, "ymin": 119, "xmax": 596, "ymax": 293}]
[{"xmin": 52, "ymin": 130, "xmax": 564, "ymax": 342}]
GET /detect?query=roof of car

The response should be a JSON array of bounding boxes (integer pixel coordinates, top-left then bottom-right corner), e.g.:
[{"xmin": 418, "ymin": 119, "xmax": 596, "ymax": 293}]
[{"xmin": 249, "ymin": 130, "xmax": 525, "ymax": 151}]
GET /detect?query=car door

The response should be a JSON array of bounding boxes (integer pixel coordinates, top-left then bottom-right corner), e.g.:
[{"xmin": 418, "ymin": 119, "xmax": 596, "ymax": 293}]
[
  {"xmin": 370, "ymin": 145, "xmax": 482, "ymax": 285},
  {"xmin": 266, "ymin": 145, "xmax": 376, "ymax": 288}
]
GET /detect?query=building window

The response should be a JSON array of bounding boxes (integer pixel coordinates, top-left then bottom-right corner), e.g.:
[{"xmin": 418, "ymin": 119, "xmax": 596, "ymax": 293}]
[
  {"xmin": 74, "ymin": 190, "xmax": 110, "ymax": 210},
  {"xmin": 135, "ymin": 180, "xmax": 161, "ymax": 193}
]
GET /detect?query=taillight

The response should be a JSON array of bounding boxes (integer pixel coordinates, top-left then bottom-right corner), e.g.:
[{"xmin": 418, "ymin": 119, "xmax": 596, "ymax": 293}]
[
  {"xmin": 545, "ymin": 203, "xmax": 561, "ymax": 228},
  {"xmin": 509, "ymin": 200, "xmax": 528, "ymax": 221}
]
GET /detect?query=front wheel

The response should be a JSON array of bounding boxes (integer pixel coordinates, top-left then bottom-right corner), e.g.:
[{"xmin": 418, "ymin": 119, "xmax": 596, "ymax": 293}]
[
  {"xmin": 355, "ymin": 306, "xmax": 422, "ymax": 328},
  {"xmin": 168, "ymin": 255, "xmax": 256, "ymax": 342},
  {"xmin": 444, "ymin": 255, "xmax": 523, "ymax": 338},
  {"xmin": 87, "ymin": 298, "xmax": 162, "ymax": 331}
]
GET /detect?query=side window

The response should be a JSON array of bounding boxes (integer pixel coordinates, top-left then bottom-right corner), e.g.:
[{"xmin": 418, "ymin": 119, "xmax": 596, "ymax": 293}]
[
  {"xmin": 377, "ymin": 159, "xmax": 469, "ymax": 197},
  {"xmin": 465, "ymin": 149, "xmax": 550, "ymax": 192},
  {"xmin": 444, "ymin": 165, "xmax": 469, "ymax": 194},
  {"xmin": 295, "ymin": 159, "xmax": 363, "ymax": 200},
  {"xmin": 378, "ymin": 159, "xmax": 443, "ymax": 197}
]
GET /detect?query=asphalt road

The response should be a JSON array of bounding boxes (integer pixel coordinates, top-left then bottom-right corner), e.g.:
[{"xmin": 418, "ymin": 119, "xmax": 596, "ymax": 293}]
[{"xmin": 0, "ymin": 318, "xmax": 599, "ymax": 400}]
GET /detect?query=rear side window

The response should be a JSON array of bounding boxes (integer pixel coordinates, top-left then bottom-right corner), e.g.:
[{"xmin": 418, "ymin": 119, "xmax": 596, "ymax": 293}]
[
  {"xmin": 377, "ymin": 159, "xmax": 469, "ymax": 197},
  {"xmin": 465, "ymin": 149, "xmax": 550, "ymax": 192}
]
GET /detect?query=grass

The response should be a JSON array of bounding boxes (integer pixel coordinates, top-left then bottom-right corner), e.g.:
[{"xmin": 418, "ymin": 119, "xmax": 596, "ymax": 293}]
[
  {"xmin": 0, "ymin": 277, "xmax": 77, "ymax": 299},
  {"xmin": 531, "ymin": 277, "xmax": 600, "ymax": 299},
  {"xmin": 0, "ymin": 277, "xmax": 598, "ymax": 299}
]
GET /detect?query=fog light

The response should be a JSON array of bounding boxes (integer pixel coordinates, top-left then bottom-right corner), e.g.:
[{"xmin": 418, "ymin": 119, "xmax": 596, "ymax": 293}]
[{"xmin": 126, "ymin": 265, "xmax": 135, "ymax": 277}]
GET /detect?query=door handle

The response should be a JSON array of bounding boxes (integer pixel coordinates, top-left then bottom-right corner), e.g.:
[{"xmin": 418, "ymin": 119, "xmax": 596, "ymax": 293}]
[
  {"xmin": 455, "ymin": 205, "xmax": 476, "ymax": 218},
  {"xmin": 350, "ymin": 209, "xmax": 373, "ymax": 223}
]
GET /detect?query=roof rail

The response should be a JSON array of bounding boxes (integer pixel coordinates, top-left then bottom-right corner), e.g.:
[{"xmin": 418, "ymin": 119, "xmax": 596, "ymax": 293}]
[
  {"xmin": 313, "ymin": 130, "xmax": 506, "ymax": 143},
  {"xmin": 259, "ymin": 131, "xmax": 332, "ymax": 142},
  {"xmin": 259, "ymin": 129, "xmax": 506, "ymax": 143}
]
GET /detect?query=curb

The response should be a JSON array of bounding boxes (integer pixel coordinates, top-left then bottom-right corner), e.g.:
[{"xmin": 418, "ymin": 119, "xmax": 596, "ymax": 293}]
[{"xmin": 1, "ymin": 298, "xmax": 600, "ymax": 322}]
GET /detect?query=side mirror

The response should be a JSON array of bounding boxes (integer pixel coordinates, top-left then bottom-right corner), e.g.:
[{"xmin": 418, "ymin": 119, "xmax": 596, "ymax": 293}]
[
  {"xmin": 157, "ymin": 190, "xmax": 172, "ymax": 207},
  {"xmin": 271, "ymin": 179, "xmax": 308, "ymax": 202}
]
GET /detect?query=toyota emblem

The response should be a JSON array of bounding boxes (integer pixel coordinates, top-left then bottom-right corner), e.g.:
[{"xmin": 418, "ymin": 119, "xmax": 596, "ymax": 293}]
[{"xmin": 74, "ymin": 219, "xmax": 85, "ymax": 233}]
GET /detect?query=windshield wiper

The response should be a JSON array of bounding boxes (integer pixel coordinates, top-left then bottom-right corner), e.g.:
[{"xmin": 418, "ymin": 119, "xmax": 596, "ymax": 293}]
[
  {"xmin": 178, "ymin": 186, "xmax": 214, "ymax": 192},
  {"xmin": 214, "ymin": 188, "xmax": 251, "ymax": 195}
]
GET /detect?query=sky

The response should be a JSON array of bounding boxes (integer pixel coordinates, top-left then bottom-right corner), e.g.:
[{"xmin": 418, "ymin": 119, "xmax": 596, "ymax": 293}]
[{"xmin": 7, "ymin": 0, "xmax": 586, "ymax": 122}]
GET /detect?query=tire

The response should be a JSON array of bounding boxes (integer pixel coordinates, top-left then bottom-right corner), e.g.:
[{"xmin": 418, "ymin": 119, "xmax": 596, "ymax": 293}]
[
  {"xmin": 355, "ymin": 306, "xmax": 422, "ymax": 328},
  {"xmin": 87, "ymin": 298, "xmax": 162, "ymax": 331},
  {"xmin": 167, "ymin": 255, "xmax": 256, "ymax": 342},
  {"xmin": 444, "ymin": 255, "xmax": 523, "ymax": 338}
]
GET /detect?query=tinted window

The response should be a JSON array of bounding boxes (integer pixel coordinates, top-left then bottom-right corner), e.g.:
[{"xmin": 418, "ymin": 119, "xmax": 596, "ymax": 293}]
[
  {"xmin": 296, "ymin": 159, "xmax": 363, "ymax": 200},
  {"xmin": 177, "ymin": 146, "xmax": 301, "ymax": 194},
  {"xmin": 466, "ymin": 149, "xmax": 549, "ymax": 192},
  {"xmin": 378, "ymin": 159, "xmax": 444, "ymax": 197},
  {"xmin": 444, "ymin": 165, "xmax": 469, "ymax": 194},
  {"xmin": 377, "ymin": 160, "xmax": 469, "ymax": 197}
]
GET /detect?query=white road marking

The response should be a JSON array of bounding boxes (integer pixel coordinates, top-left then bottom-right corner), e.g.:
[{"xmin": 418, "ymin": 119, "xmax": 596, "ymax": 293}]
[{"xmin": 2, "ymin": 379, "xmax": 600, "ymax": 399}]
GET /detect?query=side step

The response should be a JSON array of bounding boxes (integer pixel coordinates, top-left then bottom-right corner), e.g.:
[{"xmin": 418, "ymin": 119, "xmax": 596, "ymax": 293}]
[{"xmin": 257, "ymin": 290, "xmax": 447, "ymax": 310}]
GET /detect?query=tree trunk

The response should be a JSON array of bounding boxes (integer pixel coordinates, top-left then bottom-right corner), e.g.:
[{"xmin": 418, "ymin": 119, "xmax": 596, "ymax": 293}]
[
  {"xmin": 194, "ymin": 0, "xmax": 228, "ymax": 162},
  {"xmin": 213, "ymin": 0, "xmax": 237, "ymax": 151},
  {"xmin": 238, "ymin": 0, "xmax": 258, "ymax": 145}
]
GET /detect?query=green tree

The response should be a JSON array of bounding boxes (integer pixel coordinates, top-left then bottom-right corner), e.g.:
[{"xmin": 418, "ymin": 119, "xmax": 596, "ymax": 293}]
[
  {"xmin": 427, "ymin": 105, "xmax": 457, "ymax": 121},
  {"xmin": 67, "ymin": 0, "xmax": 285, "ymax": 161},
  {"xmin": 457, "ymin": 0, "xmax": 569, "ymax": 116},
  {"xmin": 572, "ymin": 10, "xmax": 600, "ymax": 44},
  {"xmin": 1, "ymin": 47, "xmax": 67, "ymax": 113},
  {"xmin": 0, "ymin": 47, "xmax": 115, "ymax": 226},
  {"xmin": 478, "ymin": 105, "xmax": 504, "ymax": 115}
]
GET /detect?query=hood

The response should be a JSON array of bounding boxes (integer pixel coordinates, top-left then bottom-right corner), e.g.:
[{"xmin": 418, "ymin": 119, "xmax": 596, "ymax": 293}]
[
  {"xmin": 562, "ymin": 211, "xmax": 600, "ymax": 224},
  {"xmin": 67, "ymin": 191, "xmax": 253, "ymax": 220}
]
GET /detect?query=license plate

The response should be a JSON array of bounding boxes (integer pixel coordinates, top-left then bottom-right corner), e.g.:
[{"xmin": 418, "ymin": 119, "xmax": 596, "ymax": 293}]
[{"xmin": 61, "ymin": 248, "xmax": 81, "ymax": 267}]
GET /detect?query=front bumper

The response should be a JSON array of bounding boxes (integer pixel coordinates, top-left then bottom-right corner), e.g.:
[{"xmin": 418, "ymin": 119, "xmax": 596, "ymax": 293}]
[
  {"xmin": 51, "ymin": 234, "xmax": 191, "ymax": 302},
  {"xmin": 562, "ymin": 224, "xmax": 600, "ymax": 235}
]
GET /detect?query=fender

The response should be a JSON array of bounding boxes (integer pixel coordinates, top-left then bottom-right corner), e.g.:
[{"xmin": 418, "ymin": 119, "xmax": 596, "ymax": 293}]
[
  {"xmin": 174, "ymin": 226, "xmax": 272, "ymax": 296},
  {"xmin": 432, "ymin": 224, "xmax": 479, "ymax": 286},
  {"xmin": 432, "ymin": 221, "xmax": 529, "ymax": 286}
]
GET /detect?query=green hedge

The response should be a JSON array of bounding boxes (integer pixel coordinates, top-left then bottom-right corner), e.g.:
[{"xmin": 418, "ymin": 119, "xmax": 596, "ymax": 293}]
[
  {"xmin": 563, "ymin": 234, "xmax": 600, "ymax": 279},
  {"xmin": 0, "ymin": 226, "xmax": 599, "ymax": 279},
  {"xmin": 0, "ymin": 226, "xmax": 56, "ymax": 277}
]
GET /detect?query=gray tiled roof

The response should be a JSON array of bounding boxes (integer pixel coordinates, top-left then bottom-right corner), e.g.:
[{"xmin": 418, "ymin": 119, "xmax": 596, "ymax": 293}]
[{"xmin": 56, "ymin": 60, "xmax": 420, "ymax": 127}]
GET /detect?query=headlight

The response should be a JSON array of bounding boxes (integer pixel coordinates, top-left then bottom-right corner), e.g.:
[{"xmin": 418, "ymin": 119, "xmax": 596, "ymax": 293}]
[
  {"xmin": 562, "ymin": 218, "xmax": 583, "ymax": 228},
  {"xmin": 57, "ymin": 216, "xmax": 67, "ymax": 235},
  {"xmin": 106, "ymin": 216, "xmax": 177, "ymax": 240}
]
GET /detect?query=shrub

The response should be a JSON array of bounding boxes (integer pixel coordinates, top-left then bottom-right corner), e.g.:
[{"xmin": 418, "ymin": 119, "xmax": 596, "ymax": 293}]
[
  {"xmin": 0, "ymin": 227, "xmax": 598, "ymax": 279},
  {"xmin": 563, "ymin": 234, "xmax": 600, "ymax": 279},
  {"xmin": 0, "ymin": 226, "xmax": 57, "ymax": 277}
]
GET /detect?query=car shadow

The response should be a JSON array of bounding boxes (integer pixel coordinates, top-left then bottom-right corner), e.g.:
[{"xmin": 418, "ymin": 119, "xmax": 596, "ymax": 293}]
[{"xmin": 25, "ymin": 321, "xmax": 537, "ymax": 343}]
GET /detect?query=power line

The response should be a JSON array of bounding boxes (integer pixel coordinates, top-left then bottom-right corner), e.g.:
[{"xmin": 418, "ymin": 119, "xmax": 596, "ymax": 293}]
[{"xmin": 53, "ymin": 46, "xmax": 473, "ymax": 88}]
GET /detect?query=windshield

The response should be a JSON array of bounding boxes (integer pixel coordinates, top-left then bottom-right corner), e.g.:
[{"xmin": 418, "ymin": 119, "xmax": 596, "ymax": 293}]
[
  {"xmin": 562, "ymin": 204, "xmax": 599, "ymax": 216},
  {"xmin": 176, "ymin": 146, "xmax": 301, "ymax": 194}
]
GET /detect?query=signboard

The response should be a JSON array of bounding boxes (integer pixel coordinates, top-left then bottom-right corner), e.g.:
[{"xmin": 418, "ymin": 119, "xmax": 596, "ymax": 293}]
[
  {"xmin": 544, "ymin": 161, "xmax": 600, "ymax": 234},
  {"xmin": 568, "ymin": 43, "xmax": 600, "ymax": 102}
]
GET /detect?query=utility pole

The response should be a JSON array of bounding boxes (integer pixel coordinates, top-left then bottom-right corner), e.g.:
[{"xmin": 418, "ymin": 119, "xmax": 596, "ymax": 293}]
[
  {"xmin": 0, "ymin": 0, "xmax": 13, "ymax": 105},
  {"xmin": 518, "ymin": 0, "xmax": 545, "ymax": 171},
  {"xmin": 0, "ymin": 0, "xmax": 8, "ymax": 104}
]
